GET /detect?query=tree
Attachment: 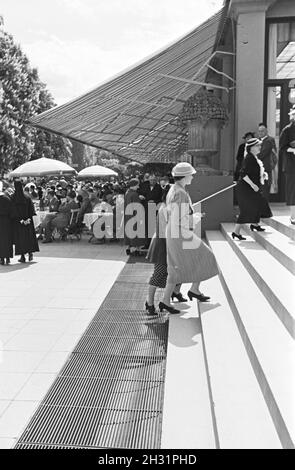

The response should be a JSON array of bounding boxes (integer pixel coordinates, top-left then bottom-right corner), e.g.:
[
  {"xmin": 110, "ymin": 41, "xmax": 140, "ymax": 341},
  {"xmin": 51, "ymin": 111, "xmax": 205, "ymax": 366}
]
[{"xmin": 0, "ymin": 17, "xmax": 72, "ymax": 175}]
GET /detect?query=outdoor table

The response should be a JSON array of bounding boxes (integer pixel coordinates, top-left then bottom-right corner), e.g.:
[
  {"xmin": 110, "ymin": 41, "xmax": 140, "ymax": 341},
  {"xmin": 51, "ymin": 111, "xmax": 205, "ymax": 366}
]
[
  {"xmin": 33, "ymin": 211, "xmax": 57, "ymax": 228},
  {"xmin": 33, "ymin": 210, "xmax": 53, "ymax": 228},
  {"xmin": 83, "ymin": 212, "xmax": 100, "ymax": 230}
]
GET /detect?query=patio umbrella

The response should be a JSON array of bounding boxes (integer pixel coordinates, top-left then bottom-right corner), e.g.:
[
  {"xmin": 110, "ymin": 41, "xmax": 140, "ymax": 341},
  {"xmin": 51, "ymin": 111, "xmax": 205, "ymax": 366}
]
[
  {"xmin": 9, "ymin": 157, "xmax": 76, "ymax": 177},
  {"xmin": 77, "ymin": 165, "xmax": 118, "ymax": 179}
]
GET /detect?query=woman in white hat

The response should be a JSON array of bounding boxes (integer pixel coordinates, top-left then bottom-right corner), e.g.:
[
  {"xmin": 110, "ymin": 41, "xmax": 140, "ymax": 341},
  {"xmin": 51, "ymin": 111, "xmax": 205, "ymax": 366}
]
[
  {"xmin": 159, "ymin": 162, "xmax": 219, "ymax": 313},
  {"xmin": 232, "ymin": 138, "xmax": 272, "ymax": 240}
]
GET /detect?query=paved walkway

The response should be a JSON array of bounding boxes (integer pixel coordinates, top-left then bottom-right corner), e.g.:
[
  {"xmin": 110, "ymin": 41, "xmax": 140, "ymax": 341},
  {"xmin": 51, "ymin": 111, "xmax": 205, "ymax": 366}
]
[{"xmin": 0, "ymin": 238, "xmax": 127, "ymax": 449}]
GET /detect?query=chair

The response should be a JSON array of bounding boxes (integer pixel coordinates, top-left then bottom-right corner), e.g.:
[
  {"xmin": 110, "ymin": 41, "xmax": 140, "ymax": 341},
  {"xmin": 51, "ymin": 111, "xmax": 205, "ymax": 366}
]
[{"xmin": 65, "ymin": 209, "xmax": 82, "ymax": 241}]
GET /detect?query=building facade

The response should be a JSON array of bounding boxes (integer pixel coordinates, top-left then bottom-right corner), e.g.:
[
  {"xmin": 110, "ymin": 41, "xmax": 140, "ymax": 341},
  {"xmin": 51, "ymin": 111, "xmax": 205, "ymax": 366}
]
[{"xmin": 216, "ymin": 0, "xmax": 295, "ymax": 203}]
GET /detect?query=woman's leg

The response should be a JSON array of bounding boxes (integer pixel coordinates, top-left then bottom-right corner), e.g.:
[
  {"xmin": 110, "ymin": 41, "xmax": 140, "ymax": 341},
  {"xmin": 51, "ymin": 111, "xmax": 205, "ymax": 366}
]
[
  {"xmin": 162, "ymin": 283, "xmax": 175, "ymax": 306},
  {"xmin": 189, "ymin": 282, "xmax": 201, "ymax": 295},
  {"xmin": 147, "ymin": 285, "xmax": 156, "ymax": 306},
  {"xmin": 233, "ymin": 223, "xmax": 242, "ymax": 234}
]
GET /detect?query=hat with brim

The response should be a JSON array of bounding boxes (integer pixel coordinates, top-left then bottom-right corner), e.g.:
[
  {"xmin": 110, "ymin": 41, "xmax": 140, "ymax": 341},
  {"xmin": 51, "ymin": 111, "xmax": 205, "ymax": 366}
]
[
  {"xmin": 245, "ymin": 137, "xmax": 261, "ymax": 148},
  {"xmin": 172, "ymin": 162, "xmax": 196, "ymax": 177},
  {"xmin": 243, "ymin": 131, "xmax": 255, "ymax": 139}
]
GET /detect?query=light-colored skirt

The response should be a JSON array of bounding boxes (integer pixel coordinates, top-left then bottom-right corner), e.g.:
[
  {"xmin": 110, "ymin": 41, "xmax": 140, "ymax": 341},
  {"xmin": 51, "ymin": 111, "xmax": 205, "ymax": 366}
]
[{"xmin": 166, "ymin": 227, "xmax": 219, "ymax": 285}]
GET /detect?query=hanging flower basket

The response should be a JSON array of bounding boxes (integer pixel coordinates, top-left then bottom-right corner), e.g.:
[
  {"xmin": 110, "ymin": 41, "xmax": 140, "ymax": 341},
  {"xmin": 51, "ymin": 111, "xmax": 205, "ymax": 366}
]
[{"xmin": 179, "ymin": 87, "xmax": 228, "ymax": 127}]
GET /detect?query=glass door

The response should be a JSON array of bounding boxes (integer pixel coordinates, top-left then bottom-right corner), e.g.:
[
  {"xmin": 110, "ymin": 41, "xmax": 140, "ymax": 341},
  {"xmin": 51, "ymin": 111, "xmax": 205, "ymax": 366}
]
[
  {"xmin": 265, "ymin": 18, "xmax": 295, "ymax": 202},
  {"xmin": 265, "ymin": 82, "xmax": 294, "ymax": 202}
]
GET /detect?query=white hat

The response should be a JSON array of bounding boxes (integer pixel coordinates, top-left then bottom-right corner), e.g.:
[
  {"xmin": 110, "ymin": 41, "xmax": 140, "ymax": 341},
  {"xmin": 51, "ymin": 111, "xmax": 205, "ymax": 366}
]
[{"xmin": 172, "ymin": 162, "xmax": 196, "ymax": 177}]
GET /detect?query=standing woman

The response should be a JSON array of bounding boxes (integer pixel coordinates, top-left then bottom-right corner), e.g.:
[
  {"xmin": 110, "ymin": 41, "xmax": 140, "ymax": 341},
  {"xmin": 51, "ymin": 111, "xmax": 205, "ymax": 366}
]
[
  {"xmin": 145, "ymin": 186, "xmax": 186, "ymax": 315},
  {"xmin": 0, "ymin": 181, "xmax": 14, "ymax": 265},
  {"xmin": 160, "ymin": 162, "xmax": 219, "ymax": 312},
  {"xmin": 11, "ymin": 179, "xmax": 39, "ymax": 263},
  {"xmin": 232, "ymin": 138, "xmax": 272, "ymax": 240},
  {"xmin": 124, "ymin": 178, "xmax": 145, "ymax": 255}
]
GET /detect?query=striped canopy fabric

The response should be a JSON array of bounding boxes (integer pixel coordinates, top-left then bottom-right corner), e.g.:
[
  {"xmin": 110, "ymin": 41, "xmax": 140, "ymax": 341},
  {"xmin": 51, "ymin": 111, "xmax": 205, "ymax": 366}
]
[{"xmin": 28, "ymin": 10, "xmax": 224, "ymax": 164}]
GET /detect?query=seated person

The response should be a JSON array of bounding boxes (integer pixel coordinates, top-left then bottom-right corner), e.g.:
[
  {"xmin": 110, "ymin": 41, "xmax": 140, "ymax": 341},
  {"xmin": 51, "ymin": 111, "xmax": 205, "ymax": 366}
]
[
  {"xmin": 77, "ymin": 188, "xmax": 93, "ymax": 224},
  {"xmin": 37, "ymin": 189, "xmax": 60, "ymax": 240},
  {"xmin": 42, "ymin": 190, "xmax": 79, "ymax": 243},
  {"xmin": 88, "ymin": 188, "xmax": 100, "ymax": 209}
]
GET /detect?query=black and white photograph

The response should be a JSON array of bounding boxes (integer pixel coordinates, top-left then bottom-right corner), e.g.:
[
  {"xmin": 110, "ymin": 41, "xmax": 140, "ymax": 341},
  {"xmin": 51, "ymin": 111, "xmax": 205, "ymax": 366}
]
[{"xmin": 0, "ymin": 0, "xmax": 294, "ymax": 455}]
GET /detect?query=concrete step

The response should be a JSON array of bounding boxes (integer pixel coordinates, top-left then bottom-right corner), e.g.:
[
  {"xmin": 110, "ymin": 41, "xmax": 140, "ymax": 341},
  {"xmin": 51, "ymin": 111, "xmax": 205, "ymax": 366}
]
[
  {"xmin": 221, "ymin": 223, "xmax": 295, "ymax": 339},
  {"xmin": 262, "ymin": 215, "xmax": 295, "ymax": 241},
  {"xmin": 206, "ymin": 230, "xmax": 295, "ymax": 449},
  {"xmin": 198, "ymin": 275, "xmax": 282, "ymax": 449},
  {"xmin": 161, "ymin": 294, "xmax": 216, "ymax": 449},
  {"xmin": 242, "ymin": 224, "xmax": 295, "ymax": 275}
]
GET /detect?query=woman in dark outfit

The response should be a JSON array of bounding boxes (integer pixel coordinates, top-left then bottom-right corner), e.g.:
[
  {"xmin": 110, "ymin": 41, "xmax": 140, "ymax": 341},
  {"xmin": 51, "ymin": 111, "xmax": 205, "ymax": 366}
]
[
  {"xmin": 11, "ymin": 179, "xmax": 39, "ymax": 263},
  {"xmin": 0, "ymin": 181, "xmax": 13, "ymax": 265},
  {"xmin": 232, "ymin": 138, "xmax": 272, "ymax": 240},
  {"xmin": 234, "ymin": 131, "xmax": 255, "ymax": 181},
  {"xmin": 124, "ymin": 178, "xmax": 145, "ymax": 255}
]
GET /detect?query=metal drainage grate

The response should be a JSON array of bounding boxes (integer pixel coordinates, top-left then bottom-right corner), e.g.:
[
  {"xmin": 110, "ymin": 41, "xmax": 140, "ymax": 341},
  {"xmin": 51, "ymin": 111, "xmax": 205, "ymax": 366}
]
[
  {"xmin": 16, "ymin": 407, "xmax": 162, "ymax": 449},
  {"xmin": 42, "ymin": 377, "xmax": 163, "ymax": 411},
  {"xmin": 92, "ymin": 308, "xmax": 166, "ymax": 323},
  {"xmin": 59, "ymin": 354, "xmax": 166, "ymax": 382},
  {"xmin": 15, "ymin": 261, "xmax": 168, "ymax": 449}
]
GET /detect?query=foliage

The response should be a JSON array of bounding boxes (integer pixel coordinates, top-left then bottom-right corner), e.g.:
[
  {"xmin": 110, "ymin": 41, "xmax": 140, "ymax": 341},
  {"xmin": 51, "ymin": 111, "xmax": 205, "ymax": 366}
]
[{"xmin": 0, "ymin": 18, "xmax": 72, "ymax": 175}]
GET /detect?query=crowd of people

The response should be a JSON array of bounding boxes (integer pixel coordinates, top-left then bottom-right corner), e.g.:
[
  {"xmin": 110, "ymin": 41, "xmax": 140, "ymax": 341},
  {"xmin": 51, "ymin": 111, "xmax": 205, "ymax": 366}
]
[{"xmin": 0, "ymin": 172, "xmax": 174, "ymax": 264}]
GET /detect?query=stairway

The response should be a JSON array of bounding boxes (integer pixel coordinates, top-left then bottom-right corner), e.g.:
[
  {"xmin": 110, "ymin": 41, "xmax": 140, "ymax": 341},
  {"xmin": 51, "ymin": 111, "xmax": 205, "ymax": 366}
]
[{"xmin": 201, "ymin": 210, "xmax": 295, "ymax": 449}]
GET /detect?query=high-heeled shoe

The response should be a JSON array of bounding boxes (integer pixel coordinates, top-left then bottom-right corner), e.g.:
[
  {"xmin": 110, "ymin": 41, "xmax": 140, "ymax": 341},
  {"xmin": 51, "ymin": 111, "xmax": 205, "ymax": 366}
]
[
  {"xmin": 159, "ymin": 302, "xmax": 180, "ymax": 314},
  {"xmin": 145, "ymin": 301, "xmax": 157, "ymax": 315},
  {"xmin": 28, "ymin": 253, "xmax": 33, "ymax": 262},
  {"xmin": 171, "ymin": 292, "xmax": 188, "ymax": 302},
  {"xmin": 250, "ymin": 224, "xmax": 265, "ymax": 232},
  {"xmin": 5, "ymin": 258, "xmax": 10, "ymax": 265},
  {"xmin": 231, "ymin": 232, "xmax": 246, "ymax": 241},
  {"xmin": 187, "ymin": 291, "xmax": 210, "ymax": 302},
  {"xmin": 18, "ymin": 255, "xmax": 26, "ymax": 263}
]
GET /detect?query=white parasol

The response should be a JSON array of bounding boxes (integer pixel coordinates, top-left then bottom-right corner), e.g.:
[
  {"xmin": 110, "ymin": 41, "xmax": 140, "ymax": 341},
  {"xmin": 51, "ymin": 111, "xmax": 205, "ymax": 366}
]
[
  {"xmin": 77, "ymin": 165, "xmax": 118, "ymax": 179},
  {"xmin": 9, "ymin": 157, "xmax": 76, "ymax": 177}
]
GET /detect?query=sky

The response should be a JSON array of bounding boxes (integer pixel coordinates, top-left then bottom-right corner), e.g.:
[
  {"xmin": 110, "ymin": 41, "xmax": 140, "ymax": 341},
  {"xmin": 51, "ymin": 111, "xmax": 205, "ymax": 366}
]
[{"xmin": 0, "ymin": 0, "xmax": 224, "ymax": 105}]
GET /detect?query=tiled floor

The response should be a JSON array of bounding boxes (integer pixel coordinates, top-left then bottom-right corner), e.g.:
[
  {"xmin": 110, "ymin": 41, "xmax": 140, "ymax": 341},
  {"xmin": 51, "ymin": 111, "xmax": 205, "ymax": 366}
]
[{"xmin": 0, "ymin": 237, "xmax": 127, "ymax": 448}]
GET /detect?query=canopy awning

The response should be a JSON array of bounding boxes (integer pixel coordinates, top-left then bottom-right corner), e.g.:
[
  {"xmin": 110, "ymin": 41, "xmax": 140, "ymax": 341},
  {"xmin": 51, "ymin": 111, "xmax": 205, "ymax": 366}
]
[{"xmin": 28, "ymin": 9, "xmax": 227, "ymax": 163}]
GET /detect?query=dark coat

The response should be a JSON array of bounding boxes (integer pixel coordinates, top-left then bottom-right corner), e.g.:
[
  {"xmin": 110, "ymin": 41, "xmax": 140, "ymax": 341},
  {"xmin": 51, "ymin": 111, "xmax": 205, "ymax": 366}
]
[
  {"xmin": 234, "ymin": 143, "xmax": 246, "ymax": 181},
  {"xmin": 139, "ymin": 181, "xmax": 163, "ymax": 204},
  {"xmin": 11, "ymin": 182, "xmax": 39, "ymax": 255},
  {"xmin": 279, "ymin": 121, "xmax": 295, "ymax": 174},
  {"xmin": 236, "ymin": 153, "xmax": 272, "ymax": 224},
  {"xmin": 124, "ymin": 188, "xmax": 145, "ymax": 247},
  {"xmin": 258, "ymin": 135, "xmax": 277, "ymax": 181},
  {"xmin": 0, "ymin": 193, "xmax": 14, "ymax": 259}
]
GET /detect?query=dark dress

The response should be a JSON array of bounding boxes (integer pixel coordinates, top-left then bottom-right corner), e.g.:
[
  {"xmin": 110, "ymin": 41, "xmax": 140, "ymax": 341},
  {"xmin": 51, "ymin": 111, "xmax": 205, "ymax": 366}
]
[
  {"xmin": 146, "ymin": 205, "xmax": 168, "ymax": 288},
  {"xmin": 234, "ymin": 143, "xmax": 246, "ymax": 181},
  {"xmin": 124, "ymin": 188, "xmax": 145, "ymax": 247},
  {"xmin": 11, "ymin": 181, "xmax": 40, "ymax": 256},
  {"xmin": 0, "ymin": 193, "xmax": 13, "ymax": 259},
  {"xmin": 279, "ymin": 121, "xmax": 295, "ymax": 205},
  {"xmin": 236, "ymin": 153, "xmax": 272, "ymax": 224}
]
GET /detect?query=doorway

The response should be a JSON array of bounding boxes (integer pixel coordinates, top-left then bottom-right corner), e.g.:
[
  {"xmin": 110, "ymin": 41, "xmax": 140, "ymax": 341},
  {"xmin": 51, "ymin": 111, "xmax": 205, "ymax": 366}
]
[{"xmin": 265, "ymin": 80, "xmax": 295, "ymax": 202}]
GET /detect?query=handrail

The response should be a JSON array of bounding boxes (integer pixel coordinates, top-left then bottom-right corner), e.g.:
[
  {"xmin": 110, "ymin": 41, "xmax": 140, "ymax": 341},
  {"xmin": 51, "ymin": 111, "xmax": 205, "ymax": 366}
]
[{"xmin": 192, "ymin": 182, "xmax": 237, "ymax": 208}]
